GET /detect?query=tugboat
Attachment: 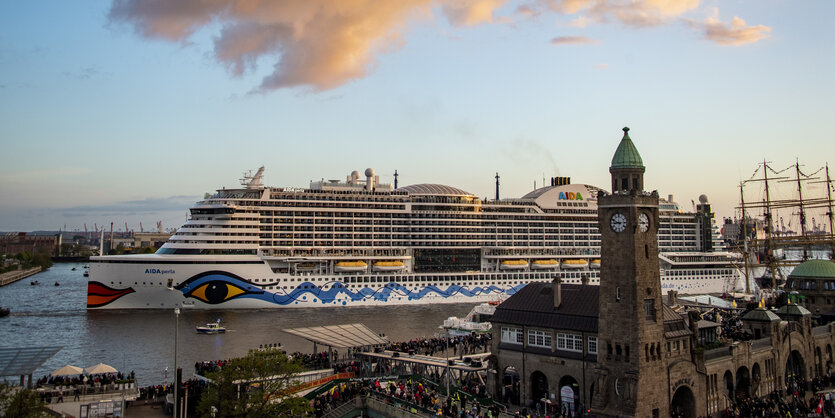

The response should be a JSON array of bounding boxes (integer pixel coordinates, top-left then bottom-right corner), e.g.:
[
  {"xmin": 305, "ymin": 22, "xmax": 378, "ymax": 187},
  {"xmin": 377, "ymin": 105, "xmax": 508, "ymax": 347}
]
[{"xmin": 196, "ymin": 319, "xmax": 226, "ymax": 334}]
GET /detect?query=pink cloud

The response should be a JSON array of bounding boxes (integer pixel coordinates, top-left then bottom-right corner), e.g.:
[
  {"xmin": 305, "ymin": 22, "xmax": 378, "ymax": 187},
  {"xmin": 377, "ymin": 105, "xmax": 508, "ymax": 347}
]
[{"xmin": 550, "ymin": 36, "xmax": 598, "ymax": 45}]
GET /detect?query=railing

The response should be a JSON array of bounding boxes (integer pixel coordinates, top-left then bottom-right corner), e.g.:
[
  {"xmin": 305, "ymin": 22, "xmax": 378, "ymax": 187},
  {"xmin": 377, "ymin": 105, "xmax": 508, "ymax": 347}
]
[
  {"xmin": 752, "ymin": 338, "xmax": 773, "ymax": 350},
  {"xmin": 704, "ymin": 346, "xmax": 731, "ymax": 361},
  {"xmin": 813, "ymin": 325, "xmax": 830, "ymax": 336}
]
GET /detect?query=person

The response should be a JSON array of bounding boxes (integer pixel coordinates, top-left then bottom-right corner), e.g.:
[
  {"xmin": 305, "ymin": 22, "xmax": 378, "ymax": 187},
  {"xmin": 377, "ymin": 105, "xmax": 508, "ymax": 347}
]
[
  {"xmin": 57, "ymin": 387, "xmax": 64, "ymax": 403},
  {"xmin": 74, "ymin": 387, "xmax": 80, "ymax": 401}
]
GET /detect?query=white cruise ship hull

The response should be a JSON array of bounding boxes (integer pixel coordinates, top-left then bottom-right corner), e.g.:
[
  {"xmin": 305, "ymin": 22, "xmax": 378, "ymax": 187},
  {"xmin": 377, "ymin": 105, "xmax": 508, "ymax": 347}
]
[{"xmin": 87, "ymin": 254, "xmax": 744, "ymax": 309}]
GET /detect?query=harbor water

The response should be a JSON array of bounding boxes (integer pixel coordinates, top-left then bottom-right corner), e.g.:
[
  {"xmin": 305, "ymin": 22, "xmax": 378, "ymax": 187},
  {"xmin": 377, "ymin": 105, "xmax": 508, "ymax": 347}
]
[{"xmin": 0, "ymin": 263, "xmax": 475, "ymax": 386}]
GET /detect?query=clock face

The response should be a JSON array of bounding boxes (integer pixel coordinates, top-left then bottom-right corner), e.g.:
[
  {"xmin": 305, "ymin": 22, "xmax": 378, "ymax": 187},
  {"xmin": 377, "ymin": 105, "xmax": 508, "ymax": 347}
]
[
  {"xmin": 638, "ymin": 213, "xmax": 649, "ymax": 232},
  {"xmin": 610, "ymin": 213, "xmax": 627, "ymax": 233}
]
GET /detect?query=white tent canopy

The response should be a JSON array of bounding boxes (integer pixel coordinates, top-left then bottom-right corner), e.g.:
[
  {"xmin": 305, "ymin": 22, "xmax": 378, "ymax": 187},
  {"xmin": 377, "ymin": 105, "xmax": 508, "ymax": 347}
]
[
  {"xmin": 51, "ymin": 365, "xmax": 83, "ymax": 377},
  {"xmin": 84, "ymin": 363, "xmax": 118, "ymax": 375}
]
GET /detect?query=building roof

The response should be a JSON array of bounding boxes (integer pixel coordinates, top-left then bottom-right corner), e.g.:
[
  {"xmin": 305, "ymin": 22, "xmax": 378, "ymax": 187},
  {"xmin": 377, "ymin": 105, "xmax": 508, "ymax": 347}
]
[
  {"xmin": 397, "ymin": 184, "xmax": 475, "ymax": 196},
  {"xmin": 788, "ymin": 259, "xmax": 835, "ymax": 279},
  {"xmin": 0, "ymin": 346, "xmax": 62, "ymax": 377},
  {"xmin": 281, "ymin": 323, "xmax": 389, "ymax": 348},
  {"xmin": 491, "ymin": 283, "xmax": 599, "ymax": 333},
  {"xmin": 775, "ymin": 304, "xmax": 812, "ymax": 317},
  {"xmin": 610, "ymin": 127, "xmax": 645, "ymax": 169},
  {"xmin": 742, "ymin": 308, "xmax": 781, "ymax": 322}
]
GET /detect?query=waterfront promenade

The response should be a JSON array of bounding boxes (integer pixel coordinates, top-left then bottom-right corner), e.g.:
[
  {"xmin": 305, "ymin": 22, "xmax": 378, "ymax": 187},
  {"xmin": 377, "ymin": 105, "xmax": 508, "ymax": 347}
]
[{"xmin": 0, "ymin": 267, "xmax": 41, "ymax": 286}]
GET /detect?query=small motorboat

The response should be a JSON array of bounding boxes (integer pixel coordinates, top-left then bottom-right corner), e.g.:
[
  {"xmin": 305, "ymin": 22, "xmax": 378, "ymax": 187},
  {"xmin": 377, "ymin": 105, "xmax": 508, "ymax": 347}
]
[
  {"xmin": 196, "ymin": 319, "xmax": 226, "ymax": 334},
  {"xmin": 54, "ymin": 282, "xmax": 60, "ymax": 286},
  {"xmin": 83, "ymin": 271, "xmax": 89, "ymax": 277},
  {"xmin": 30, "ymin": 280, "xmax": 40, "ymax": 286},
  {"xmin": 71, "ymin": 267, "xmax": 77, "ymax": 271},
  {"xmin": 0, "ymin": 307, "xmax": 10, "ymax": 317}
]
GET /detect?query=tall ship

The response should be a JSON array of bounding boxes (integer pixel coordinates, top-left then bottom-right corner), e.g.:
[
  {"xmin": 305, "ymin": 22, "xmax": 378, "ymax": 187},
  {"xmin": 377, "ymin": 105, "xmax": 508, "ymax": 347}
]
[{"xmin": 88, "ymin": 165, "xmax": 745, "ymax": 309}]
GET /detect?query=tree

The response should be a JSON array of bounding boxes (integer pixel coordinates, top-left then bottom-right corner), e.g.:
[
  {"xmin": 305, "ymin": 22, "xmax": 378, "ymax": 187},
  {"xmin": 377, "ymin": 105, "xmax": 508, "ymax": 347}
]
[
  {"xmin": 0, "ymin": 382, "xmax": 51, "ymax": 418},
  {"xmin": 196, "ymin": 349, "xmax": 312, "ymax": 417}
]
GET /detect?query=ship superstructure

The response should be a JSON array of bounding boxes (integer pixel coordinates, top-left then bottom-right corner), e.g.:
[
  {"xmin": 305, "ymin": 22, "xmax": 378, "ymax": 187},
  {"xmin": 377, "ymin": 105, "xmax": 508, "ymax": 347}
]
[{"xmin": 87, "ymin": 167, "xmax": 744, "ymax": 309}]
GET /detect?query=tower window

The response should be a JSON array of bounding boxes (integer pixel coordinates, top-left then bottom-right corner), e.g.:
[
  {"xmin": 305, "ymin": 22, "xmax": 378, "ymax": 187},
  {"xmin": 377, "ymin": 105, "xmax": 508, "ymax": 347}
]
[
  {"xmin": 633, "ymin": 178, "xmax": 639, "ymax": 190},
  {"xmin": 644, "ymin": 299, "xmax": 656, "ymax": 321},
  {"xmin": 621, "ymin": 178, "xmax": 628, "ymax": 190},
  {"xmin": 645, "ymin": 245, "xmax": 649, "ymax": 259}
]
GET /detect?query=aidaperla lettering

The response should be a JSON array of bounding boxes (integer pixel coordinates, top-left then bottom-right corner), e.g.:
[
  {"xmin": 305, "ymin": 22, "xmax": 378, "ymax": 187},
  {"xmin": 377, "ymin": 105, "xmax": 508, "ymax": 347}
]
[{"xmin": 145, "ymin": 268, "xmax": 176, "ymax": 274}]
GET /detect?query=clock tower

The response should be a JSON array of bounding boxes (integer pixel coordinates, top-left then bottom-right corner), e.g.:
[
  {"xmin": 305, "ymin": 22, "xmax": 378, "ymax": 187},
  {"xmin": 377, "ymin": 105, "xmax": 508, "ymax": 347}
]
[{"xmin": 591, "ymin": 127, "xmax": 667, "ymax": 417}]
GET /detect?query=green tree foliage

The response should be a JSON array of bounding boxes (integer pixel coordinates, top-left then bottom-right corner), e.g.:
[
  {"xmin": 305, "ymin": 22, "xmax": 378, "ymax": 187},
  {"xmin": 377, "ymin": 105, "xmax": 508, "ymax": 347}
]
[
  {"xmin": 0, "ymin": 382, "xmax": 51, "ymax": 418},
  {"xmin": 196, "ymin": 349, "xmax": 312, "ymax": 418}
]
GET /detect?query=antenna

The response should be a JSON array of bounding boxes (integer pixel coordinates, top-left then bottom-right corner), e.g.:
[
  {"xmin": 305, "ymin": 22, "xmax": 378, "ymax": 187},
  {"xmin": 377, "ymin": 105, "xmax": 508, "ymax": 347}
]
[
  {"xmin": 495, "ymin": 173, "xmax": 500, "ymax": 201},
  {"xmin": 240, "ymin": 166, "xmax": 265, "ymax": 189}
]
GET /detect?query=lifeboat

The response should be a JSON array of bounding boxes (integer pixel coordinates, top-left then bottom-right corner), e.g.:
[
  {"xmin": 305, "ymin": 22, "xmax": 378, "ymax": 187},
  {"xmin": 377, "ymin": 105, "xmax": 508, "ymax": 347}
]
[
  {"xmin": 590, "ymin": 259, "xmax": 601, "ymax": 269},
  {"xmin": 561, "ymin": 259, "xmax": 588, "ymax": 269},
  {"xmin": 500, "ymin": 260, "xmax": 528, "ymax": 270},
  {"xmin": 334, "ymin": 261, "xmax": 367, "ymax": 272},
  {"xmin": 372, "ymin": 261, "xmax": 406, "ymax": 272},
  {"xmin": 531, "ymin": 259, "xmax": 559, "ymax": 270}
]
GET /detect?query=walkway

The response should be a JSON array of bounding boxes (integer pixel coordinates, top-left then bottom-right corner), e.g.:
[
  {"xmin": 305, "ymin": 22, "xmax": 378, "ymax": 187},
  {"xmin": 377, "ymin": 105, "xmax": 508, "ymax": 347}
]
[{"xmin": 0, "ymin": 267, "xmax": 42, "ymax": 286}]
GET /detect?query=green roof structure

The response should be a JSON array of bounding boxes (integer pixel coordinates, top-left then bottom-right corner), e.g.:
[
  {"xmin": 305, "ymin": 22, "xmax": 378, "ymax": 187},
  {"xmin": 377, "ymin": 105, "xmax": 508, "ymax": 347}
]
[
  {"xmin": 742, "ymin": 308, "xmax": 780, "ymax": 322},
  {"xmin": 788, "ymin": 259, "xmax": 835, "ymax": 279},
  {"xmin": 610, "ymin": 127, "xmax": 645, "ymax": 169}
]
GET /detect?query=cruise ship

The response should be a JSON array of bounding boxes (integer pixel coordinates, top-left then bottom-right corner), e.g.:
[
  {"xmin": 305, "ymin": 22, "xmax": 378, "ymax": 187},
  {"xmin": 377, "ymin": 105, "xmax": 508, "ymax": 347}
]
[{"xmin": 87, "ymin": 167, "xmax": 747, "ymax": 309}]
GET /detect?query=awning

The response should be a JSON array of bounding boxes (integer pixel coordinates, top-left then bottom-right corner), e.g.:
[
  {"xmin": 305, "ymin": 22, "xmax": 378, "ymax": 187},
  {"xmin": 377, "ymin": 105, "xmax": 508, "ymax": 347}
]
[
  {"xmin": 0, "ymin": 346, "xmax": 62, "ymax": 377},
  {"xmin": 282, "ymin": 323, "xmax": 389, "ymax": 349}
]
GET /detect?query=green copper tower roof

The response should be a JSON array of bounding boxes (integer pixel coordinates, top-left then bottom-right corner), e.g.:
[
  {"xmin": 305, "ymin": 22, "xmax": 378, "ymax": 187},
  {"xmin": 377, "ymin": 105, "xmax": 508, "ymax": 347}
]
[
  {"xmin": 788, "ymin": 259, "xmax": 835, "ymax": 279},
  {"xmin": 610, "ymin": 127, "xmax": 645, "ymax": 169}
]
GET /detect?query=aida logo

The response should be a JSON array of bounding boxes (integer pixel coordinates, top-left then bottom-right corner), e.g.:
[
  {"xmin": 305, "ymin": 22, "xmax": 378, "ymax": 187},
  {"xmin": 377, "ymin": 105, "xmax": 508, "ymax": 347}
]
[
  {"xmin": 558, "ymin": 192, "xmax": 583, "ymax": 200},
  {"xmin": 145, "ymin": 268, "xmax": 176, "ymax": 275}
]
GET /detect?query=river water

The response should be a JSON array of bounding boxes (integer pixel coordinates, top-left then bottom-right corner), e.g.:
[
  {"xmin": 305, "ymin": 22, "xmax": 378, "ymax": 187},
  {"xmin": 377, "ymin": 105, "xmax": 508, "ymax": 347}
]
[{"xmin": 0, "ymin": 263, "xmax": 475, "ymax": 386}]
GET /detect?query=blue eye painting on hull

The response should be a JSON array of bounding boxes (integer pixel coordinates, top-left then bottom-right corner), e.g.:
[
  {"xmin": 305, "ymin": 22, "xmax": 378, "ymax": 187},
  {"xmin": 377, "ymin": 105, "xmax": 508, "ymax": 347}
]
[{"xmin": 175, "ymin": 271, "xmax": 525, "ymax": 306}]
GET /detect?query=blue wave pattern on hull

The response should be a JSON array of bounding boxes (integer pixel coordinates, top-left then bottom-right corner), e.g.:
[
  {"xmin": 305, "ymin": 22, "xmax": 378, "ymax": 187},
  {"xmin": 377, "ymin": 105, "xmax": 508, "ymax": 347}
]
[{"xmin": 178, "ymin": 271, "xmax": 526, "ymax": 306}]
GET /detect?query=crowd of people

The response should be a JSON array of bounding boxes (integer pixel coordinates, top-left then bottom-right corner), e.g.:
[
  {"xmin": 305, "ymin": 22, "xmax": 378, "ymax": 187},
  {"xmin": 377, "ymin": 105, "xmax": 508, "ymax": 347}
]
[
  {"xmin": 386, "ymin": 333, "xmax": 491, "ymax": 357},
  {"xmin": 310, "ymin": 378, "xmax": 504, "ymax": 417}
]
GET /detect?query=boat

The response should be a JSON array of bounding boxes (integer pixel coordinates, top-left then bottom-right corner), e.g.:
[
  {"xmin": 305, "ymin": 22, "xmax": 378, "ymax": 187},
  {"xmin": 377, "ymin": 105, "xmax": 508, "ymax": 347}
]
[
  {"xmin": 30, "ymin": 280, "xmax": 39, "ymax": 286},
  {"xmin": 54, "ymin": 282, "xmax": 60, "ymax": 286},
  {"xmin": 441, "ymin": 301, "xmax": 500, "ymax": 336},
  {"xmin": 531, "ymin": 259, "xmax": 559, "ymax": 270},
  {"xmin": 561, "ymin": 259, "xmax": 588, "ymax": 269},
  {"xmin": 590, "ymin": 259, "xmax": 601, "ymax": 269},
  {"xmin": 500, "ymin": 260, "xmax": 528, "ymax": 270},
  {"xmin": 372, "ymin": 261, "xmax": 406, "ymax": 272},
  {"xmin": 71, "ymin": 267, "xmax": 77, "ymax": 271},
  {"xmin": 196, "ymin": 320, "xmax": 226, "ymax": 334},
  {"xmin": 0, "ymin": 307, "xmax": 9, "ymax": 317},
  {"xmin": 83, "ymin": 271, "xmax": 89, "ymax": 277},
  {"xmin": 334, "ymin": 261, "xmax": 367, "ymax": 272},
  {"xmin": 86, "ymin": 166, "xmax": 744, "ymax": 309}
]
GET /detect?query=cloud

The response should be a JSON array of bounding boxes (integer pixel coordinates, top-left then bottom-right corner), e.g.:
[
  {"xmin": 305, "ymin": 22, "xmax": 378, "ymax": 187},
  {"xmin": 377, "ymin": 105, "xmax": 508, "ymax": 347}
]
[
  {"xmin": 441, "ymin": 0, "xmax": 509, "ymax": 27},
  {"xmin": 595, "ymin": 63, "xmax": 609, "ymax": 69},
  {"xmin": 62, "ymin": 67, "xmax": 101, "ymax": 80},
  {"xmin": 696, "ymin": 16, "xmax": 771, "ymax": 46},
  {"xmin": 550, "ymin": 35, "xmax": 598, "ymax": 46},
  {"xmin": 60, "ymin": 196, "xmax": 199, "ymax": 217},
  {"xmin": 547, "ymin": 0, "xmax": 700, "ymax": 27},
  {"xmin": 108, "ymin": 0, "xmax": 769, "ymax": 92}
]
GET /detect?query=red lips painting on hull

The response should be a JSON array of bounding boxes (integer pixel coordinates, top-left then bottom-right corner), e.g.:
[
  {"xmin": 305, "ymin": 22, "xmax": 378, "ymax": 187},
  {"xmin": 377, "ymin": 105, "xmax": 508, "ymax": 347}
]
[{"xmin": 87, "ymin": 281, "xmax": 136, "ymax": 308}]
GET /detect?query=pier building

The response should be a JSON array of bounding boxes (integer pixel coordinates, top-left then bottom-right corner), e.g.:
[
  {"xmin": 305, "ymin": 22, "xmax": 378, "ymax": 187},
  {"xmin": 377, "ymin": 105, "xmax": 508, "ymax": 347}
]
[{"xmin": 488, "ymin": 128, "xmax": 835, "ymax": 417}]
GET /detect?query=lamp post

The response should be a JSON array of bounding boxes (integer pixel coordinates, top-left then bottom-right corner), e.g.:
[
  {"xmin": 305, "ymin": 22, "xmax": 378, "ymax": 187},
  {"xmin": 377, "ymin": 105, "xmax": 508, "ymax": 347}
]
[{"xmin": 174, "ymin": 306, "xmax": 180, "ymax": 418}]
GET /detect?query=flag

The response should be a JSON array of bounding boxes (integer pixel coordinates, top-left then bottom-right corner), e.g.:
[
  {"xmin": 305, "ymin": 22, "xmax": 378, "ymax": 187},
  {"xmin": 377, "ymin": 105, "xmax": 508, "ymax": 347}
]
[{"xmin": 816, "ymin": 397, "xmax": 823, "ymax": 414}]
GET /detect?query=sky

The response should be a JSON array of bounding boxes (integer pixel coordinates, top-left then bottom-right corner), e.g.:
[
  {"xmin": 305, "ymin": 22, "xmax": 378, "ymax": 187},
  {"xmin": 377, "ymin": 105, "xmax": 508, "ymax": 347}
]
[{"xmin": 0, "ymin": 0, "xmax": 833, "ymax": 233}]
